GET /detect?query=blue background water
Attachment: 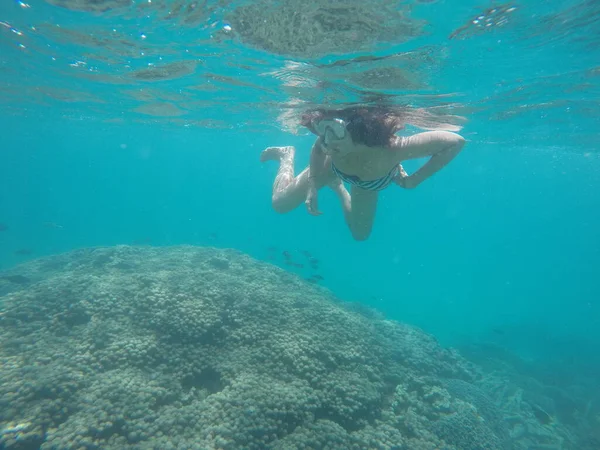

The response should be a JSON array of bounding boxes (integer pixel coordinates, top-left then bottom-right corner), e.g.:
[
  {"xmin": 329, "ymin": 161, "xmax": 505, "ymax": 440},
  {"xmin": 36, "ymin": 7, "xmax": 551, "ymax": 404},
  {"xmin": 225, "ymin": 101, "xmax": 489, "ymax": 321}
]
[
  {"xmin": 2, "ymin": 115, "xmax": 599, "ymax": 362},
  {"xmin": 1, "ymin": 0, "xmax": 599, "ymax": 380}
]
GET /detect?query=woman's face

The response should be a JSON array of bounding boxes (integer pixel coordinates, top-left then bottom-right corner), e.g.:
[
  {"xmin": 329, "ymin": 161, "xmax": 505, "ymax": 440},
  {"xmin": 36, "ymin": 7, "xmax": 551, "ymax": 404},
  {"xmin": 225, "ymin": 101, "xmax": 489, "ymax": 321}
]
[{"xmin": 314, "ymin": 118, "xmax": 354, "ymax": 155}]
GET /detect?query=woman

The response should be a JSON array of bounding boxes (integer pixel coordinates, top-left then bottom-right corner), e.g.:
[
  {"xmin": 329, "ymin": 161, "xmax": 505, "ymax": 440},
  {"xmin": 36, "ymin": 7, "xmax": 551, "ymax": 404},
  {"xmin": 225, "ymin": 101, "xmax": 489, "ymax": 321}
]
[{"xmin": 261, "ymin": 106, "xmax": 466, "ymax": 241}]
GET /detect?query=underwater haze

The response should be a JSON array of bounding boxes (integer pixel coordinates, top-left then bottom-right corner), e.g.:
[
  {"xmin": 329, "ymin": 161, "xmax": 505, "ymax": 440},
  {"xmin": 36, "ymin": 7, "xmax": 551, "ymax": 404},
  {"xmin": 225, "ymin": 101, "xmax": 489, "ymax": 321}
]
[{"xmin": 1, "ymin": 0, "xmax": 599, "ymax": 449}]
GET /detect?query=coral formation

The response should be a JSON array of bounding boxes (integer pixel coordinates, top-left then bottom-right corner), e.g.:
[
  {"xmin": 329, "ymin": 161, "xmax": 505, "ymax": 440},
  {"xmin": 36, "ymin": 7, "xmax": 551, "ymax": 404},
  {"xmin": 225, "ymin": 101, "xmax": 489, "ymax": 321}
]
[
  {"xmin": 0, "ymin": 246, "xmax": 579, "ymax": 449},
  {"xmin": 225, "ymin": 0, "xmax": 424, "ymax": 58},
  {"xmin": 44, "ymin": 0, "xmax": 131, "ymax": 13}
]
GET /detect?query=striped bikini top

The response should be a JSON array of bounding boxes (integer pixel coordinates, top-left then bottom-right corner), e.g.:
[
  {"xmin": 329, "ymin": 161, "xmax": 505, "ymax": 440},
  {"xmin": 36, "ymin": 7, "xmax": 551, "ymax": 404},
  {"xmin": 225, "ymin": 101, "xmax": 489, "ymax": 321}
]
[{"xmin": 331, "ymin": 163, "xmax": 400, "ymax": 191}]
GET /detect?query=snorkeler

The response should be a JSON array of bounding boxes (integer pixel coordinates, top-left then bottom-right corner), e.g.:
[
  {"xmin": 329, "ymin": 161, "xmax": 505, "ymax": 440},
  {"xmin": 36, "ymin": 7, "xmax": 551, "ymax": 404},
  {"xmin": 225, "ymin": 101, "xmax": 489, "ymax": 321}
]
[{"xmin": 261, "ymin": 106, "xmax": 466, "ymax": 241}]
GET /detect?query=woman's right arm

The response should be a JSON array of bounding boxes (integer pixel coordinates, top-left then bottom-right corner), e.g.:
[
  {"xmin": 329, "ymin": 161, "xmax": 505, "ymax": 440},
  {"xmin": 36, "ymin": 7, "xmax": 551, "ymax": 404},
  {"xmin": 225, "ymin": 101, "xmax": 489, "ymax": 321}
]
[
  {"xmin": 309, "ymin": 138, "xmax": 327, "ymax": 181},
  {"xmin": 306, "ymin": 138, "xmax": 328, "ymax": 215}
]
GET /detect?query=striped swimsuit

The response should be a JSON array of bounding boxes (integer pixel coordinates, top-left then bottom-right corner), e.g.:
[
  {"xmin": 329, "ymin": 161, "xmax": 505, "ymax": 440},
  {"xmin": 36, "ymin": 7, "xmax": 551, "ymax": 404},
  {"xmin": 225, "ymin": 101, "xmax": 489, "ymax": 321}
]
[{"xmin": 331, "ymin": 163, "xmax": 400, "ymax": 191}]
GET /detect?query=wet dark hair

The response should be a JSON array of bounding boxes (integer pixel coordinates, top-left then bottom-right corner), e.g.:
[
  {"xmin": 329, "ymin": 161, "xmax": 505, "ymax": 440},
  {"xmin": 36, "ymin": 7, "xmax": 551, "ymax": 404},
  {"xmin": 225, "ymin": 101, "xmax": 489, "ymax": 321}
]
[{"xmin": 300, "ymin": 106, "xmax": 405, "ymax": 147}]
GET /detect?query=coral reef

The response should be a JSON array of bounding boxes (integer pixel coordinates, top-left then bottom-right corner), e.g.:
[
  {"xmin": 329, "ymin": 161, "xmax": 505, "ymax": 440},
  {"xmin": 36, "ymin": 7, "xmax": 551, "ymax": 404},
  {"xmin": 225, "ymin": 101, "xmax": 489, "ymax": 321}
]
[
  {"xmin": 225, "ymin": 0, "xmax": 424, "ymax": 58},
  {"xmin": 0, "ymin": 246, "xmax": 578, "ymax": 449},
  {"xmin": 44, "ymin": 0, "xmax": 131, "ymax": 13}
]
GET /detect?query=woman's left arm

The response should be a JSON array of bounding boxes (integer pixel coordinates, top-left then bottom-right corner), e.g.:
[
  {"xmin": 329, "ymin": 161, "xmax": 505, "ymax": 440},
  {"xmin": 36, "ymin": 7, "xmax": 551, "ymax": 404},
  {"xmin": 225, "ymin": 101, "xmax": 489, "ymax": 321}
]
[{"xmin": 392, "ymin": 131, "xmax": 466, "ymax": 188}]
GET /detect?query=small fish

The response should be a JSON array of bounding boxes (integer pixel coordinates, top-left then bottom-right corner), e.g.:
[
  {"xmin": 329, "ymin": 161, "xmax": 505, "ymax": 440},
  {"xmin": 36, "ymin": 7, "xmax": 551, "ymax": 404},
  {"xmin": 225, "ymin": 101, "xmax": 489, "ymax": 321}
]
[
  {"xmin": 306, "ymin": 274, "xmax": 324, "ymax": 283},
  {"xmin": 301, "ymin": 250, "xmax": 312, "ymax": 258},
  {"xmin": 14, "ymin": 249, "xmax": 33, "ymax": 256},
  {"xmin": 530, "ymin": 404, "xmax": 553, "ymax": 425},
  {"xmin": 132, "ymin": 237, "xmax": 152, "ymax": 245},
  {"xmin": 209, "ymin": 232, "xmax": 218, "ymax": 240},
  {"xmin": 267, "ymin": 246, "xmax": 278, "ymax": 252},
  {"xmin": 282, "ymin": 250, "xmax": 292, "ymax": 260},
  {"xmin": 0, "ymin": 274, "xmax": 31, "ymax": 284},
  {"xmin": 492, "ymin": 328, "xmax": 505, "ymax": 336},
  {"xmin": 286, "ymin": 262, "xmax": 304, "ymax": 268},
  {"xmin": 43, "ymin": 222, "xmax": 63, "ymax": 229},
  {"xmin": 0, "ymin": 223, "xmax": 8, "ymax": 232}
]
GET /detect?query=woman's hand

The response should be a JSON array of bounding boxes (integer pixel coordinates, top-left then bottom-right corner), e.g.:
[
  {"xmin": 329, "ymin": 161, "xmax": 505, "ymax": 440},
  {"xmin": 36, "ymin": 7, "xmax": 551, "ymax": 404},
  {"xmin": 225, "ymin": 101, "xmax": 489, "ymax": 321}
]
[
  {"xmin": 394, "ymin": 165, "xmax": 417, "ymax": 189},
  {"xmin": 305, "ymin": 181, "xmax": 322, "ymax": 216}
]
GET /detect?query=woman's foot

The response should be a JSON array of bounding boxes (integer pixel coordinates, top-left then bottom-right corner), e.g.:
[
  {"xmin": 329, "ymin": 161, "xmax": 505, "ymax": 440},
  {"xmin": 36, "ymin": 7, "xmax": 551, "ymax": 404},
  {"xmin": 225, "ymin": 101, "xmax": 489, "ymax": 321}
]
[{"xmin": 260, "ymin": 146, "xmax": 295, "ymax": 162}]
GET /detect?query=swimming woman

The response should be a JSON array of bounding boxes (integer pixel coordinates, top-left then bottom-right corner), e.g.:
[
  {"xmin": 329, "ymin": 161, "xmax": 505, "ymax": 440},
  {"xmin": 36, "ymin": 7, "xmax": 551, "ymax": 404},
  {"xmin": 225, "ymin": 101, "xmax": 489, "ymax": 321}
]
[{"xmin": 261, "ymin": 106, "xmax": 466, "ymax": 241}]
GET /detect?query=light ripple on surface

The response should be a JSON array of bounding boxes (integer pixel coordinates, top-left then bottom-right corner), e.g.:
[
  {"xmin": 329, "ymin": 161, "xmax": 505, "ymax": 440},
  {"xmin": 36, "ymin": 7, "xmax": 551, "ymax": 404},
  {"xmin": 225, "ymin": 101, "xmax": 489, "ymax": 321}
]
[{"xmin": 0, "ymin": 0, "xmax": 597, "ymax": 150}]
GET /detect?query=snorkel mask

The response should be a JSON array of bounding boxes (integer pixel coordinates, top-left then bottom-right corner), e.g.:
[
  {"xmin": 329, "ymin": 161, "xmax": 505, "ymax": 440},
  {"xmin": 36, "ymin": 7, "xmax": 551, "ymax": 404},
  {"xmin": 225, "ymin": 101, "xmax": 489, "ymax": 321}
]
[{"xmin": 314, "ymin": 118, "xmax": 347, "ymax": 154}]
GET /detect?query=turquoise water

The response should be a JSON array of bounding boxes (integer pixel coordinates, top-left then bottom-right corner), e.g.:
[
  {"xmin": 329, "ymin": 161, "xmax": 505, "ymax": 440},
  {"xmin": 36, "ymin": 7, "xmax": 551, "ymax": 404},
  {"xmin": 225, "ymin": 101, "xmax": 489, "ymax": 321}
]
[
  {"xmin": 1, "ymin": 0, "xmax": 600, "ymax": 448},
  {"xmin": 2, "ymin": 0, "xmax": 599, "ymax": 349}
]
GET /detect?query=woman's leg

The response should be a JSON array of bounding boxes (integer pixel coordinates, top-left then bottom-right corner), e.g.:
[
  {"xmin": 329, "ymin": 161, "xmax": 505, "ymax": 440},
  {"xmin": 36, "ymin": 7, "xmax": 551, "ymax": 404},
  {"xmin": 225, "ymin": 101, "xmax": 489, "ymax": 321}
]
[
  {"xmin": 261, "ymin": 146, "xmax": 378, "ymax": 240},
  {"xmin": 342, "ymin": 186, "xmax": 379, "ymax": 241},
  {"xmin": 261, "ymin": 146, "xmax": 336, "ymax": 214}
]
